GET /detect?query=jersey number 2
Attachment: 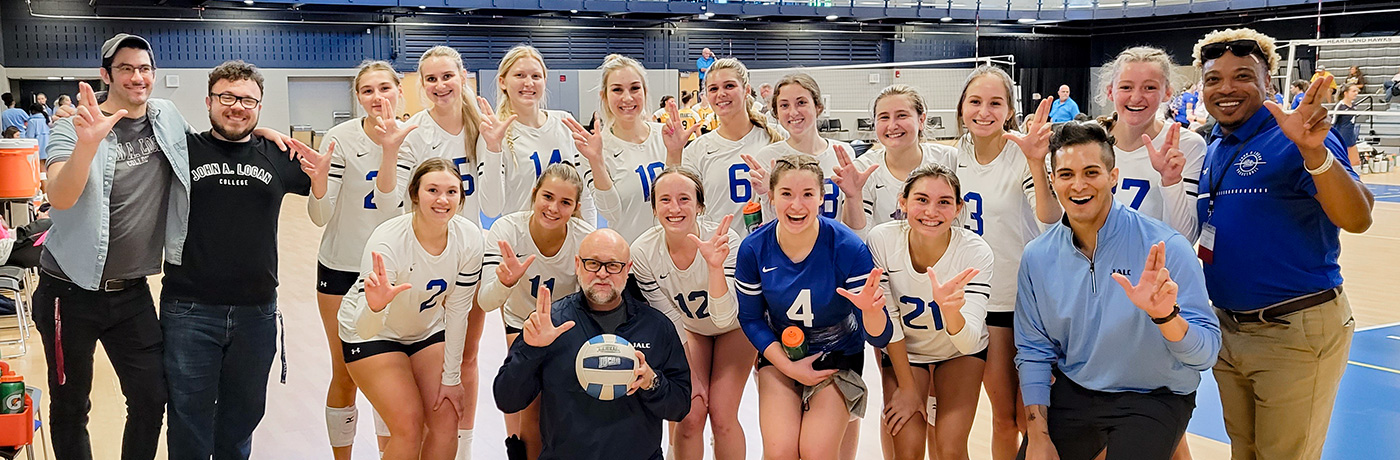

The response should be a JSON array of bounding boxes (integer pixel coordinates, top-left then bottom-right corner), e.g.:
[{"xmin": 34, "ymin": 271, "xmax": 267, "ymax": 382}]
[
  {"xmin": 419, "ymin": 279, "xmax": 448, "ymax": 312},
  {"xmin": 364, "ymin": 171, "xmax": 379, "ymax": 209}
]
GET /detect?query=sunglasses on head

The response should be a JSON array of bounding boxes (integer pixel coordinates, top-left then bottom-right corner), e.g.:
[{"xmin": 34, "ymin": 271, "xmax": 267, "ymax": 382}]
[{"xmin": 1201, "ymin": 39, "xmax": 1266, "ymax": 61}]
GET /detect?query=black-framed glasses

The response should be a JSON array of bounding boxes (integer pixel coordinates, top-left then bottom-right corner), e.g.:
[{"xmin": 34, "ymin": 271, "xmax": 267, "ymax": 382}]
[
  {"xmin": 209, "ymin": 92, "xmax": 261, "ymax": 109},
  {"xmin": 1201, "ymin": 39, "xmax": 1265, "ymax": 62},
  {"xmin": 580, "ymin": 258, "xmax": 627, "ymax": 274},
  {"xmin": 111, "ymin": 64, "xmax": 156, "ymax": 76}
]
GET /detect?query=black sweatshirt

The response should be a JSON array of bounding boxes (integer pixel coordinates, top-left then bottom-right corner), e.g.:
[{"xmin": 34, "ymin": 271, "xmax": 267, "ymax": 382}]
[{"xmin": 494, "ymin": 291, "xmax": 691, "ymax": 460}]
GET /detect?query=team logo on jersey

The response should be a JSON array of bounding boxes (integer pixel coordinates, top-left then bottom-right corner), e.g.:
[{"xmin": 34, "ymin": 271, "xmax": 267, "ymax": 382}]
[
  {"xmin": 1235, "ymin": 152, "xmax": 1266, "ymax": 176},
  {"xmin": 1112, "ymin": 268, "xmax": 1132, "ymax": 277}
]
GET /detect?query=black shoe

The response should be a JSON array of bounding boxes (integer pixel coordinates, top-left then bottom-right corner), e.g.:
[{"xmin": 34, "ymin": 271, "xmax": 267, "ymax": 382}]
[{"xmin": 505, "ymin": 435, "xmax": 527, "ymax": 460}]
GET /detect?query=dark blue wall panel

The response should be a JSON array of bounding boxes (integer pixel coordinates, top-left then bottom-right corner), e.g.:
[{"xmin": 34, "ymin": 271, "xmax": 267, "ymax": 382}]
[{"xmin": 397, "ymin": 26, "xmax": 660, "ymax": 71}]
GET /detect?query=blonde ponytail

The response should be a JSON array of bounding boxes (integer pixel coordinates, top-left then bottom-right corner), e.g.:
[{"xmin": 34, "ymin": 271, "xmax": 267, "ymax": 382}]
[{"xmin": 418, "ymin": 46, "xmax": 483, "ymax": 164}]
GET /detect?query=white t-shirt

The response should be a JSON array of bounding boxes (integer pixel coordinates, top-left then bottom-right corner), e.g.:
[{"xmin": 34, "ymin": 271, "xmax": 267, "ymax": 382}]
[
  {"xmin": 397, "ymin": 110, "xmax": 481, "ymax": 226},
  {"xmin": 751, "ymin": 138, "xmax": 850, "ymax": 221},
  {"xmin": 476, "ymin": 210, "xmax": 596, "ymax": 328},
  {"xmin": 630, "ymin": 219, "xmax": 741, "ymax": 338},
  {"xmin": 851, "ymin": 142, "xmax": 959, "ymax": 238},
  {"xmin": 681, "ymin": 126, "xmax": 774, "ymax": 237},
  {"xmin": 584, "ymin": 122, "xmax": 667, "ymax": 242},
  {"xmin": 869, "ymin": 222, "xmax": 993, "ymax": 363},
  {"xmin": 337, "ymin": 213, "xmax": 485, "ymax": 386},
  {"xmin": 478, "ymin": 110, "xmax": 597, "ymax": 224},
  {"xmin": 1112, "ymin": 125, "xmax": 1206, "ymax": 242},
  {"xmin": 955, "ymin": 134, "xmax": 1042, "ymax": 313},
  {"xmin": 309, "ymin": 118, "xmax": 405, "ymax": 271}
]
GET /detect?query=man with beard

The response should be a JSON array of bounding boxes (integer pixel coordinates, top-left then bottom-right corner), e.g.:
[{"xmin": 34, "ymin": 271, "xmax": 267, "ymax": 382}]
[
  {"xmin": 156, "ymin": 60, "xmax": 321, "ymax": 459},
  {"xmin": 494, "ymin": 229, "xmax": 691, "ymax": 460}
]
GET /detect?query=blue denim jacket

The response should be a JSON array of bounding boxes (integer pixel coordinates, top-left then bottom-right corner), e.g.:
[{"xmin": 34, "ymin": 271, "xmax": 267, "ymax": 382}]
[{"xmin": 44, "ymin": 98, "xmax": 190, "ymax": 291}]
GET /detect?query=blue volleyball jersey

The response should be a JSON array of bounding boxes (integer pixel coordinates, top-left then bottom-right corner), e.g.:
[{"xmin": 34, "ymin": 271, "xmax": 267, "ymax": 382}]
[{"xmin": 734, "ymin": 217, "xmax": 892, "ymax": 356}]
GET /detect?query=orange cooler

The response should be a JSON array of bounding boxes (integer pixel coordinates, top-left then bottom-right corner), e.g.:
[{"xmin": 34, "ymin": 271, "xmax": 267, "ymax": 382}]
[{"xmin": 0, "ymin": 139, "xmax": 40, "ymax": 199}]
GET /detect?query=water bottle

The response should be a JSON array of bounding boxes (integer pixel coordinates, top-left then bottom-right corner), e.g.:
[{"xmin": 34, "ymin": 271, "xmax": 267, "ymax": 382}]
[
  {"xmin": 0, "ymin": 362, "xmax": 24, "ymax": 414},
  {"xmin": 743, "ymin": 201, "xmax": 763, "ymax": 232},
  {"xmin": 781, "ymin": 326, "xmax": 807, "ymax": 361}
]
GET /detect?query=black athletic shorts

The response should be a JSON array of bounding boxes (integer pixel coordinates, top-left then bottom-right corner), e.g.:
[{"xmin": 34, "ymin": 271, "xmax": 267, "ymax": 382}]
[
  {"xmin": 505, "ymin": 323, "xmax": 522, "ymax": 336},
  {"xmin": 317, "ymin": 263, "xmax": 360, "ymax": 296},
  {"xmin": 342, "ymin": 330, "xmax": 446, "ymax": 363},
  {"xmin": 879, "ymin": 347, "xmax": 989, "ymax": 370},
  {"xmin": 757, "ymin": 350, "xmax": 865, "ymax": 375},
  {"xmin": 985, "ymin": 311, "xmax": 1015, "ymax": 329}
]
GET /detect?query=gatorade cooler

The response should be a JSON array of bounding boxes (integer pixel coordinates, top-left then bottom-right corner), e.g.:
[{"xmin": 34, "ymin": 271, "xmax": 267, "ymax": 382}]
[
  {"xmin": 0, "ymin": 361, "xmax": 30, "ymax": 447},
  {"xmin": 0, "ymin": 139, "xmax": 40, "ymax": 199}
]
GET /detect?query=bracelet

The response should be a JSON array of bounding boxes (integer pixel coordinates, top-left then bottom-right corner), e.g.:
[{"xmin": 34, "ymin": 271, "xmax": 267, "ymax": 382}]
[
  {"xmin": 1151, "ymin": 304, "xmax": 1181, "ymax": 325},
  {"xmin": 1305, "ymin": 151, "xmax": 1335, "ymax": 176}
]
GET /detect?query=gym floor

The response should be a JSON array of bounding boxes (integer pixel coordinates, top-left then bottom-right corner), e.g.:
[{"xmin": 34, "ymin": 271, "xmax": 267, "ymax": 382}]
[{"xmin": 5, "ymin": 169, "xmax": 1398, "ymax": 459}]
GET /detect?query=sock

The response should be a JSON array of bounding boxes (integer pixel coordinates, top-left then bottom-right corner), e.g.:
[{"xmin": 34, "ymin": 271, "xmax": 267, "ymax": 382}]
[
  {"xmin": 325, "ymin": 405, "xmax": 357, "ymax": 448},
  {"xmin": 455, "ymin": 429, "xmax": 473, "ymax": 460}
]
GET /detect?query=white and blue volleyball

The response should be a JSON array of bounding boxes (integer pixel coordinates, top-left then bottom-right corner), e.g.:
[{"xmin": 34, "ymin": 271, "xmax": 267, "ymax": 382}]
[{"xmin": 575, "ymin": 334, "xmax": 638, "ymax": 401}]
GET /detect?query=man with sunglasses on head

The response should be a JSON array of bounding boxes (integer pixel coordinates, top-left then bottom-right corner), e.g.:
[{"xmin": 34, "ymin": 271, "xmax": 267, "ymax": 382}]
[
  {"xmin": 1193, "ymin": 28, "xmax": 1373, "ymax": 460},
  {"xmin": 157, "ymin": 60, "xmax": 320, "ymax": 459},
  {"xmin": 494, "ymin": 229, "xmax": 691, "ymax": 460}
]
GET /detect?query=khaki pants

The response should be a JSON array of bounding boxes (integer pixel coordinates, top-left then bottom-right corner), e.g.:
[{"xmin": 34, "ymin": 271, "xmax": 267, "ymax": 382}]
[{"xmin": 1213, "ymin": 291, "xmax": 1355, "ymax": 460}]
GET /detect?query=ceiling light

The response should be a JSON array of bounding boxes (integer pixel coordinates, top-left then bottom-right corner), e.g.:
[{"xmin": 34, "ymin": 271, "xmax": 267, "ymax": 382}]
[
  {"xmin": 243, "ymin": 0, "xmax": 253, "ymax": 4},
  {"xmin": 570, "ymin": 9, "xmax": 578, "ymax": 13},
  {"xmin": 826, "ymin": 14, "xmax": 839, "ymax": 20},
  {"xmin": 704, "ymin": 12, "xmax": 715, "ymax": 17},
  {"xmin": 418, "ymin": 5, "xmax": 426, "ymax": 9},
  {"xmin": 1017, "ymin": 17, "xmax": 1036, "ymax": 23},
  {"xmin": 941, "ymin": 16, "xmax": 953, "ymax": 22}
]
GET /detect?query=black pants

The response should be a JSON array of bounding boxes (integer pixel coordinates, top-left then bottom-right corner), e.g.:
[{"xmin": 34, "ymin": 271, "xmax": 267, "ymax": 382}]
[
  {"xmin": 33, "ymin": 273, "xmax": 166, "ymax": 460},
  {"xmin": 1041, "ymin": 372, "xmax": 1195, "ymax": 460}
]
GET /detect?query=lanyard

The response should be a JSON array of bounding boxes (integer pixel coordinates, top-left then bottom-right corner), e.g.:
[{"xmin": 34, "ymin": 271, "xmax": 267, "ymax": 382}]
[{"xmin": 1205, "ymin": 125, "xmax": 1265, "ymax": 221}]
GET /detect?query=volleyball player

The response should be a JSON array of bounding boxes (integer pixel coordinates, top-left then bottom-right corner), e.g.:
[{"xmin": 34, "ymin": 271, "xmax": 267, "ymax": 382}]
[
  {"xmin": 841, "ymin": 84, "xmax": 959, "ymax": 238},
  {"xmin": 1099, "ymin": 46, "xmax": 1206, "ymax": 242},
  {"xmin": 475, "ymin": 163, "xmax": 596, "ymax": 460},
  {"xmin": 338, "ymin": 158, "xmax": 486, "ymax": 460},
  {"xmin": 735, "ymin": 154, "xmax": 894, "ymax": 460},
  {"xmin": 630, "ymin": 168, "xmax": 748, "ymax": 460},
  {"xmin": 745, "ymin": 73, "xmax": 851, "ymax": 223},
  {"xmin": 953, "ymin": 66, "xmax": 1061, "ymax": 460},
  {"xmin": 681, "ymin": 58, "xmax": 783, "ymax": 236},
  {"xmin": 870, "ymin": 165, "xmax": 993, "ymax": 460},
  {"xmin": 305, "ymin": 61, "xmax": 410, "ymax": 460},
  {"xmin": 478, "ymin": 45, "xmax": 597, "ymax": 224},
  {"xmin": 565, "ymin": 54, "xmax": 695, "ymax": 242}
]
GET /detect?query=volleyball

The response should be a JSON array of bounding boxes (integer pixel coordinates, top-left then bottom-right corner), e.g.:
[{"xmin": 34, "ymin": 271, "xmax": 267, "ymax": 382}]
[{"xmin": 575, "ymin": 334, "xmax": 638, "ymax": 401}]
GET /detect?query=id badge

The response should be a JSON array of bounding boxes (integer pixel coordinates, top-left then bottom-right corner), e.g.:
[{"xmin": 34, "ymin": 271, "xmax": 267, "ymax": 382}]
[{"xmin": 1198, "ymin": 223, "xmax": 1216, "ymax": 265}]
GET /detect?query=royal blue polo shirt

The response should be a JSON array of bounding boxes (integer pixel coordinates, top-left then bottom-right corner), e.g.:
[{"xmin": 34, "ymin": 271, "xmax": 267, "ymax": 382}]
[{"xmin": 1197, "ymin": 107, "xmax": 1357, "ymax": 311}]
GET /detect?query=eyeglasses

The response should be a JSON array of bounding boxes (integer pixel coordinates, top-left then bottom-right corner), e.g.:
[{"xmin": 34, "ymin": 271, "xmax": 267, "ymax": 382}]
[
  {"xmin": 111, "ymin": 64, "xmax": 156, "ymax": 76},
  {"xmin": 210, "ymin": 92, "xmax": 261, "ymax": 109},
  {"xmin": 1201, "ymin": 40, "xmax": 1266, "ymax": 62},
  {"xmin": 580, "ymin": 258, "xmax": 627, "ymax": 274}
]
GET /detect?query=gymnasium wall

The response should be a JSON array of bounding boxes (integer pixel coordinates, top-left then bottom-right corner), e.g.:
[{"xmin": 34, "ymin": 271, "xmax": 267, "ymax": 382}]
[{"xmin": 746, "ymin": 67, "xmax": 973, "ymax": 139}]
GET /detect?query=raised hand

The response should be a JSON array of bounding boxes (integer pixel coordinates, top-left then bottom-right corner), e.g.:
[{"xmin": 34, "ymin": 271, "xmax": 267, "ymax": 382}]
[
  {"xmin": 71, "ymin": 82, "xmax": 127, "ymax": 147},
  {"xmin": 563, "ymin": 116, "xmax": 604, "ymax": 166},
  {"xmin": 295, "ymin": 139, "xmax": 332, "ymax": 179},
  {"xmin": 522, "ymin": 286, "xmax": 575, "ymax": 347},
  {"xmin": 371, "ymin": 96, "xmax": 417, "ymax": 149},
  {"xmin": 741, "ymin": 154, "xmax": 771, "ymax": 198},
  {"xmin": 929, "ymin": 268, "xmax": 978, "ymax": 334},
  {"xmin": 830, "ymin": 144, "xmax": 878, "ymax": 197},
  {"xmin": 626, "ymin": 350, "xmax": 658, "ymax": 395},
  {"xmin": 662, "ymin": 98, "xmax": 701, "ymax": 154},
  {"xmin": 1143, "ymin": 126, "xmax": 1186, "ymax": 186},
  {"xmin": 1005, "ymin": 97, "xmax": 1054, "ymax": 164},
  {"xmin": 786, "ymin": 352, "xmax": 838, "ymax": 386},
  {"xmin": 1112, "ymin": 242, "xmax": 1178, "ymax": 319},
  {"xmin": 687, "ymin": 214, "xmax": 734, "ymax": 268},
  {"xmin": 1264, "ymin": 75, "xmax": 1333, "ymax": 152},
  {"xmin": 836, "ymin": 268, "xmax": 887, "ymax": 313},
  {"xmin": 495, "ymin": 240, "xmax": 536, "ymax": 288},
  {"xmin": 478, "ymin": 96, "xmax": 518, "ymax": 153},
  {"xmin": 364, "ymin": 252, "xmax": 413, "ymax": 312}
]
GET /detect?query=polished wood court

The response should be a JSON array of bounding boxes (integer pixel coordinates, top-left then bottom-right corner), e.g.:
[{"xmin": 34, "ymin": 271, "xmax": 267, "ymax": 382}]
[{"xmin": 6, "ymin": 169, "xmax": 1399, "ymax": 459}]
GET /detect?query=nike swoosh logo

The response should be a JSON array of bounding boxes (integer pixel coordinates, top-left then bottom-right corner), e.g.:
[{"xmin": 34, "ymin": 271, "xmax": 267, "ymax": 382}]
[
  {"xmin": 658, "ymin": 274, "xmax": 668, "ymax": 280},
  {"xmin": 874, "ymin": 184, "xmax": 886, "ymax": 189},
  {"xmin": 707, "ymin": 149, "xmax": 720, "ymax": 155},
  {"xmin": 762, "ymin": 266, "xmax": 777, "ymax": 273},
  {"xmin": 356, "ymin": 150, "xmax": 369, "ymax": 157}
]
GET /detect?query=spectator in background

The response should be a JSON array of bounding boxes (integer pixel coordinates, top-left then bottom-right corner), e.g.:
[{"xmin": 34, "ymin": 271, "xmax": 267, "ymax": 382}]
[
  {"xmin": 757, "ymin": 82, "xmax": 774, "ymax": 114},
  {"xmin": 1173, "ymin": 82, "xmax": 1201, "ymax": 127},
  {"xmin": 652, "ymin": 95, "xmax": 674, "ymax": 122},
  {"xmin": 1383, "ymin": 70, "xmax": 1400, "ymax": 103},
  {"xmin": 24, "ymin": 102, "xmax": 51, "ymax": 157},
  {"xmin": 1312, "ymin": 65, "xmax": 1339, "ymax": 103},
  {"xmin": 2, "ymin": 126, "xmax": 19, "ymax": 138},
  {"xmin": 1049, "ymin": 84, "xmax": 1081, "ymax": 123},
  {"xmin": 696, "ymin": 47, "xmax": 716, "ymax": 83},
  {"xmin": 1290, "ymin": 80, "xmax": 1309, "ymax": 109},
  {"xmin": 1345, "ymin": 65, "xmax": 1365, "ymax": 92},
  {"xmin": 54, "ymin": 95, "xmax": 77, "ymax": 120},
  {"xmin": 36, "ymin": 93, "xmax": 53, "ymax": 119},
  {"xmin": 1, "ymin": 93, "xmax": 27, "ymax": 132},
  {"xmin": 1334, "ymin": 83, "xmax": 1362, "ymax": 165}
]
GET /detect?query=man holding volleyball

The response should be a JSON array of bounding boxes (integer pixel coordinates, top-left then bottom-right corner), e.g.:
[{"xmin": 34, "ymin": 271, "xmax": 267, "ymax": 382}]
[{"xmin": 494, "ymin": 229, "xmax": 692, "ymax": 460}]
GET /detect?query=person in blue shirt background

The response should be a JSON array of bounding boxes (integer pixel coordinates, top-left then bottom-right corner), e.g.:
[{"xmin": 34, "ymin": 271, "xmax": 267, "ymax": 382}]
[
  {"xmin": 0, "ymin": 93, "xmax": 28, "ymax": 132},
  {"xmin": 696, "ymin": 47, "xmax": 716, "ymax": 84},
  {"xmin": 1172, "ymin": 83, "xmax": 1200, "ymax": 127},
  {"xmin": 735, "ymin": 153, "xmax": 892, "ymax": 460},
  {"xmin": 1016, "ymin": 120, "xmax": 1219, "ymax": 460},
  {"xmin": 1192, "ymin": 28, "xmax": 1373, "ymax": 459},
  {"xmin": 1288, "ymin": 79, "xmax": 1308, "ymax": 110},
  {"xmin": 1048, "ymin": 85, "xmax": 1080, "ymax": 123}
]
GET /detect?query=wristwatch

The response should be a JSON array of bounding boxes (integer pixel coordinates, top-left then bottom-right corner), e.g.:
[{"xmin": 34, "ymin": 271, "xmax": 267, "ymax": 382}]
[
  {"xmin": 1152, "ymin": 304, "xmax": 1181, "ymax": 325},
  {"xmin": 646, "ymin": 373, "xmax": 661, "ymax": 391}
]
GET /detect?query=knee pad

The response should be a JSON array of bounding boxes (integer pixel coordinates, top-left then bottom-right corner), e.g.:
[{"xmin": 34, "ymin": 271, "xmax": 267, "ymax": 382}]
[
  {"xmin": 372, "ymin": 407, "xmax": 390, "ymax": 437},
  {"xmin": 456, "ymin": 429, "xmax": 473, "ymax": 460},
  {"xmin": 326, "ymin": 405, "xmax": 357, "ymax": 448}
]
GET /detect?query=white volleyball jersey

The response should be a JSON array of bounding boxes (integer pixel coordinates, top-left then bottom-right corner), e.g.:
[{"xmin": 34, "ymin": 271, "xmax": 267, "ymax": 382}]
[
  {"xmin": 1112, "ymin": 125, "xmax": 1206, "ymax": 242},
  {"xmin": 478, "ymin": 110, "xmax": 596, "ymax": 225},
  {"xmin": 868, "ymin": 222, "xmax": 993, "ymax": 363},
  {"xmin": 397, "ymin": 110, "xmax": 481, "ymax": 226},
  {"xmin": 630, "ymin": 219, "xmax": 741, "ymax": 337},
  {"xmin": 681, "ymin": 126, "xmax": 774, "ymax": 237},
  {"xmin": 585, "ymin": 122, "xmax": 667, "ymax": 242},
  {"xmin": 751, "ymin": 139, "xmax": 850, "ymax": 221},
  {"xmin": 476, "ymin": 210, "xmax": 595, "ymax": 328},
  {"xmin": 337, "ymin": 213, "xmax": 486, "ymax": 386},
  {"xmin": 955, "ymin": 135, "xmax": 1042, "ymax": 313},
  {"xmin": 310, "ymin": 118, "xmax": 406, "ymax": 271},
  {"xmin": 852, "ymin": 142, "xmax": 959, "ymax": 238}
]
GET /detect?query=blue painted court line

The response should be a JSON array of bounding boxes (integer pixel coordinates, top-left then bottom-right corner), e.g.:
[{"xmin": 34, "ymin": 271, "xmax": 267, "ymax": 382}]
[
  {"xmin": 1185, "ymin": 324, "xmax": 1400, "ymax": 457},
  {"xmin": 1365, "ymin": 183, "xmax": 1400, "ymax": 203}
]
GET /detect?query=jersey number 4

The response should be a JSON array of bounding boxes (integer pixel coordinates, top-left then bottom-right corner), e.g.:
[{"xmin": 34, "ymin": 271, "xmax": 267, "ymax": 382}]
[
  {"xmin": 899, "ymin": 296, "xmax": 945, "ymax": 331},
  {"xmin": 674, "ymin": 291, "xmax": 711, "ymax": 319},
  {"xmin": 786, "ymin": 289, "xmax": 814, "ymax": 327}
]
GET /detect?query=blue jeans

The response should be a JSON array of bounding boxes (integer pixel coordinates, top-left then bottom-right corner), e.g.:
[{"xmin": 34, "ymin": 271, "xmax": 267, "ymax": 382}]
[{"xmin": 160, "ymin": 300, "xmax": 278, "ymax": 460}]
